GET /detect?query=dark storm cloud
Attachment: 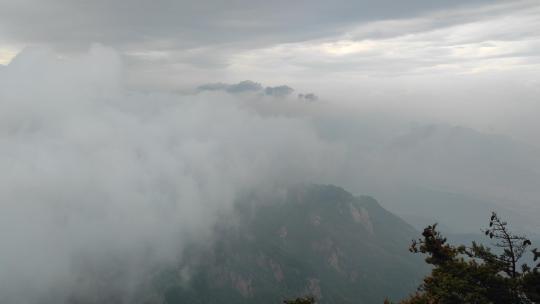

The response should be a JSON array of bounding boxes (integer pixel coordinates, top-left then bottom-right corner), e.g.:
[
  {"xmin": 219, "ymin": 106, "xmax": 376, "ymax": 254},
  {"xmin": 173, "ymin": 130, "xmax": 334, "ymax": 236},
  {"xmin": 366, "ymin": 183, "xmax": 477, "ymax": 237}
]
[
  {"xmin": 0, "ymin": 0, "xmax": 495, "ymax": 51},
  {"xmin": 1, "ymin": 0, "xmax": 523, "ymax": 91}
]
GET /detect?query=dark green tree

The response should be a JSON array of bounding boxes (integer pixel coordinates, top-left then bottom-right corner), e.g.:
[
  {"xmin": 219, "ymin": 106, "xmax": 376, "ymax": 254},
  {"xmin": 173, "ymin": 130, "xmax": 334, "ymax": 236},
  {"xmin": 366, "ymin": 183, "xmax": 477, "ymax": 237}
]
[
  {"xmin": 283, "ymin": 296, "xmax": 316, "ymax": 304},
  {"xmin": 484, "ymin": 212, "xmax": 531, "ymax": 279},
  {"xmin": 395, "ymin": 212, "xmax": 539, "ymax": 304}
]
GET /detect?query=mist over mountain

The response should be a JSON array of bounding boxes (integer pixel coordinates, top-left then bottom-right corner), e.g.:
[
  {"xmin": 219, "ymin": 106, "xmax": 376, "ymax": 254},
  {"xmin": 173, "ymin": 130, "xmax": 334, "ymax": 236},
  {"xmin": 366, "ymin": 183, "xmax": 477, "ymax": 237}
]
[
  {"xmin": 128, "ymin": 185, "xmax": 425, "ymax": 304},
  {"xmin": 0, "ymin": 47, "xmax": 342, "ymax": 303},
  {"xmin": 1, "ymin": 45, "xmax": 539, "ymax": 303},
  {"xmin": 1, "ymin": 1, "xmax": 540, "ymax": 302},
  {"xmin": 310, "ymin": 117, "xmax": 540, "ymax": 233},
  {"xmin": 393, "ymin": 126, "xmax": 540, "ymax": 233}
]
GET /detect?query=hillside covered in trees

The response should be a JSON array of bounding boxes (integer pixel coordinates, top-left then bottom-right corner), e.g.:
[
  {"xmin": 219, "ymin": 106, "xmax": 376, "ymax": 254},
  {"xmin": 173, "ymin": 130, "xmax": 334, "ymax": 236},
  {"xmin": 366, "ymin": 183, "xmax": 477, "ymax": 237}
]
[
  {"xmin": 148, "ymin": 185, "xmax": 427, "ymax": 304},
  {"xmin": 286, "ymin": 212, "xmax": 540, "ymax": 304}
]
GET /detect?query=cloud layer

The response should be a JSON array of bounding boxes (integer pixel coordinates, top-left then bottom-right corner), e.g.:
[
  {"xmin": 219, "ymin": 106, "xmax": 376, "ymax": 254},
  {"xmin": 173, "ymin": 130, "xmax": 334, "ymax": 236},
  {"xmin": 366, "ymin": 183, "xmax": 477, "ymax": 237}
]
[
  {"xmin": 1, "ymin": 44, "xmax": 540, "ymax": 302},
  {"xmin": 0, "ymin": 46, "xmax": 339, "ymax": 302},
  {"xmin": 1, "ymin": 0, "xmax": 540, "ymax": 299}
]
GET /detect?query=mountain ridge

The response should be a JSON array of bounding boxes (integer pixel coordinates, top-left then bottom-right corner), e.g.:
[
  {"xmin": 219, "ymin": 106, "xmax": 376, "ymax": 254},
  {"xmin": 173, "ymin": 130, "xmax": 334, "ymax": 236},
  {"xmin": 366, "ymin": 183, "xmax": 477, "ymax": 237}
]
[{"xmin": 151, "ymin": 184, "xmax": 426, "ymax": 304}]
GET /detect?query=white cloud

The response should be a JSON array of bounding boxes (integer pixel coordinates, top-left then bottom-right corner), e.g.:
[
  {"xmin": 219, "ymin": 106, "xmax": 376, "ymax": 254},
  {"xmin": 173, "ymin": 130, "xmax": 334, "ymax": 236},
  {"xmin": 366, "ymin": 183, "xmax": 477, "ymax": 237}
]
[
  {"xmin": 1, "ymin": 44, "xmax": 540, "ymax": 302},
  {"xmin": 221, "ymin": 0, "xmax": 540, "ymax": 146},
  {"xmin": 1, "ymin": 1, "xmax": 540, "ymax": 300},
  {"xmin": 230, "ymin": 0, "xmax": 540, "ymax": 76},
  {"xmin": 0, "ymin": 47, "xmax": 20, "ymax": 65},
  {"xmin": 0, "ymin": 45, "xmax": 341, "ymax": 302}
]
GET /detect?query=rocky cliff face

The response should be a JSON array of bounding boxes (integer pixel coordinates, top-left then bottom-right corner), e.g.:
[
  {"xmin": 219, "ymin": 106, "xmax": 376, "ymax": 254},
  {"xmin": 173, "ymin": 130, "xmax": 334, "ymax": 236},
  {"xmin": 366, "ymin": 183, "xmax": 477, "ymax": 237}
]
[{"xmin": 155, "ymin": 184, "xmax": 426, "ymax": 304}]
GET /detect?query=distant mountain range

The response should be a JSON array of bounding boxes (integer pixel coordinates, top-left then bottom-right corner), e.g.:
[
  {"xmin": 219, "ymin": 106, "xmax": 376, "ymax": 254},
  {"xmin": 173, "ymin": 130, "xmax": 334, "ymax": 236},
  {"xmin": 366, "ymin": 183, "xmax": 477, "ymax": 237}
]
[
  {"xmin": 372, "ymin": 124, "xmax": 540, "ymax": 236},
  {"xmin": 146, "ymin": 184, "xmax": 426, "ymax": 304},
  {"xmin": 313, "ymin": 120, "xmax": 540, "ymax": 236}
]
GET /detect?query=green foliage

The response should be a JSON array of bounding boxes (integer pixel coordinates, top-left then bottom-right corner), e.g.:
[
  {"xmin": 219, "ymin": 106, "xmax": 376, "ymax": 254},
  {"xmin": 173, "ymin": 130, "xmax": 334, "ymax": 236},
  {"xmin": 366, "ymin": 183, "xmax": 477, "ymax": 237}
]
[
  {"xmin": 397, "ymin": 212, "xmax": 539, "ymax": 304},
  {"xmin": 484, "ymin": 212, "xmax": 532, "ymax": 279},
  {"xmin": 160, "ymin": 185, "xmax": 425, "ymax": 304},
  {"xmin": 283, "ymin": 296, "xmax": 316, "ymax": 304},
  {"xmin": 522, "ymin": 271, "xmax": 540, "ymax": 302}
]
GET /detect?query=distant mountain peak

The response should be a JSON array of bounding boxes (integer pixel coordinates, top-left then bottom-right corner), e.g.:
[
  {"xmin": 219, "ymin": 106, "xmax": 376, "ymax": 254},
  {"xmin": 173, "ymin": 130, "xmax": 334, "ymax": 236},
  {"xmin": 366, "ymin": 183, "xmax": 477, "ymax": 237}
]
[{"xmin": 147, "ymin": 184, "xmax": 426, "ymax": 304}]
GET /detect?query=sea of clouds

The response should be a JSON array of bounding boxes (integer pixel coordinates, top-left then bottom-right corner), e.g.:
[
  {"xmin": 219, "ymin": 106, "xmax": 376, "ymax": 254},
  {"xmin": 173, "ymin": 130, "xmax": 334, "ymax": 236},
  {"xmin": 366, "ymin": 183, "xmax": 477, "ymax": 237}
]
[
  {"xmin": 0, "ymin": 45, "xmax": 344, "ymax": 303},
  {"xmin": 2, "ymin": 44, "xmax": 539, "ymax": 303}
]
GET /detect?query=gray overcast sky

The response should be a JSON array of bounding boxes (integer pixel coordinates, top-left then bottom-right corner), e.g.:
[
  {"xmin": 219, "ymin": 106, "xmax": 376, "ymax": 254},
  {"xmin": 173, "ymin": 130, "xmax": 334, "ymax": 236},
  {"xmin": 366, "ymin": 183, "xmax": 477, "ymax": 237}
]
[
  {"xmin": 1, "ymin": 3, "xmax": 540, "ymax": 299},
  {"xmin": 0, "ymin": 0, "xmax": 539, "ymax": 142},
  {"xmin": 0, "ymin": 0, "xmax": 493, "ymax": 48}
]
